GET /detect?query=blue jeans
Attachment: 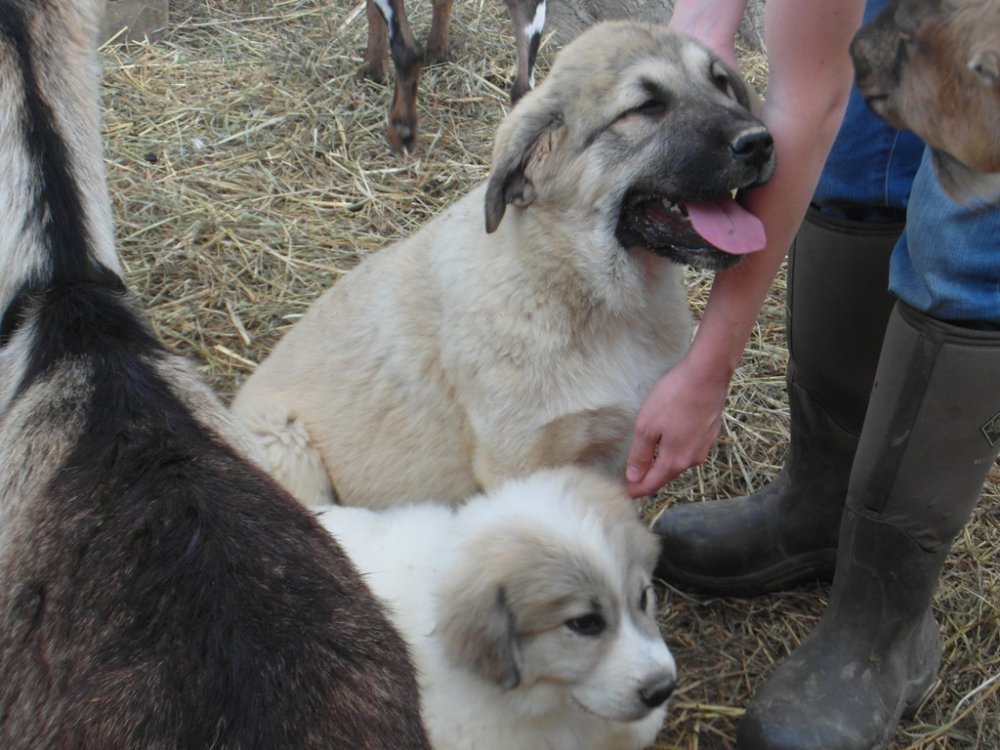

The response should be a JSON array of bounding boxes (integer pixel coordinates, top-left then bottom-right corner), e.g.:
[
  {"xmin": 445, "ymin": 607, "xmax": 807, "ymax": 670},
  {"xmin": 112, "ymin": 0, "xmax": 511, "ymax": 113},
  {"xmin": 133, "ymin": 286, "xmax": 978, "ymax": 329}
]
[
  {"xmin": 813, "ymin": 0, "xmax": 924, "ymax": 212},
  {"xmin": 890, "ymin": 150, "xmax": 1000, "ymax": 325}
]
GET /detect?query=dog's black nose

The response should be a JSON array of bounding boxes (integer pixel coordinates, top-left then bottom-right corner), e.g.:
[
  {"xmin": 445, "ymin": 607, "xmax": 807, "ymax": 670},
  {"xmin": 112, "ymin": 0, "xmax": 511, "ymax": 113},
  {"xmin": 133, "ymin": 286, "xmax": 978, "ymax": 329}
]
[
  {"xmin": 731, "ymin": 127, "xmax": 774, "ymax": 168},
  {"xmin": 640, "ymin": 675, "xmax": 676, "ymax": 708}
]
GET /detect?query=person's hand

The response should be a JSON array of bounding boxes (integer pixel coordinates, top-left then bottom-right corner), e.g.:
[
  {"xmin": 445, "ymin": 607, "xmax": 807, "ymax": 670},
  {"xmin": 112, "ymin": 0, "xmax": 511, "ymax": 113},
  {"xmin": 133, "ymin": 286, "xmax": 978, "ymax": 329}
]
[{"xmin": 624, "ymin": 355, "xmax": 730, "ymax": 497}]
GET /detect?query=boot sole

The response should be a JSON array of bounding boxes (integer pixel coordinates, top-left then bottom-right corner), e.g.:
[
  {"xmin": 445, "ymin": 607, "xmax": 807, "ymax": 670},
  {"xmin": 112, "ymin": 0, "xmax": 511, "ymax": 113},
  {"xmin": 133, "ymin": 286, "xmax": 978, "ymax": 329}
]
[{"xmin": 655, "ymin": 548, "xmax": 837, "ymax": 597}]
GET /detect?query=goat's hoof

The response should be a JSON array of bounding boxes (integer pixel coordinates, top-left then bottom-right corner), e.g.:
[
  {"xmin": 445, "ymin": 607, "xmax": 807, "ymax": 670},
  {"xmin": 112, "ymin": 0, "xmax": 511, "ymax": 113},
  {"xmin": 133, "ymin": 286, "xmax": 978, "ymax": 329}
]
[
  {"xmin": 425, "ymin": 41, "xmax": 450, "ymax": 65},
  {"xmin": 357, "ymin": 61, "xmax": 387, "ymax": 84},
  {"xmin": 387, "ymin": 118, "xmax": 417, "ymax": 154}
]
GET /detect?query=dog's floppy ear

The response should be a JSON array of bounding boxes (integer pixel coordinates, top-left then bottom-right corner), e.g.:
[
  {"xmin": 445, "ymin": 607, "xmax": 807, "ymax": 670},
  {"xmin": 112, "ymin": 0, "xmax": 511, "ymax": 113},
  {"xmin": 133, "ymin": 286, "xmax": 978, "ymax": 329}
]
[
  {"xmin": 484, "ymin": 95, "xmax": 564, "ymax": 234},
  {"xmin": 437, "ymin": 576, "xmax": 521, "ymax": 689}
]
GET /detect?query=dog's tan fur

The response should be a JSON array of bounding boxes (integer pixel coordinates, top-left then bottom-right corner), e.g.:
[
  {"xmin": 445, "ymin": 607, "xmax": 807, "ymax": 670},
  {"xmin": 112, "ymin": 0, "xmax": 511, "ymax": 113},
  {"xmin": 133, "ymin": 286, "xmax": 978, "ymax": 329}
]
[
  {"xmin": 0, "ymin": 2, "xmax": 428, "ymax": 747},
  {"xmin": 851, "ymin": 0, "xmax": 1000, "ymax": 202},
  {"xmin": 233, "ymin": 21, "xmax": 775, "ymax": 509}
]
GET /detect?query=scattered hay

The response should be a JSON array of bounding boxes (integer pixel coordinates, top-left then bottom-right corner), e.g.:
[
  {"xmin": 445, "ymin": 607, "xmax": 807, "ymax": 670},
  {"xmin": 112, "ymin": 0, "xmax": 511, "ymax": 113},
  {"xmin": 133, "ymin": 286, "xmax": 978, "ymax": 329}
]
[{"xmin": 100, "ymin": 1, "xmax": 998, "ymax": 747}]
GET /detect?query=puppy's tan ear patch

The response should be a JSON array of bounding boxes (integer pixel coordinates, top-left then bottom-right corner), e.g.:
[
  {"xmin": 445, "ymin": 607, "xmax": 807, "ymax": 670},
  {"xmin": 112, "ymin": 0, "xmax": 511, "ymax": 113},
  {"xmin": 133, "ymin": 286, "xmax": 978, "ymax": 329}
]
[
  {"xmin": 437, "ymin": 577, "xmax": 521, "ymax": 689},
  {"xmin": 533, "ymin": 406, "xmax": 634, "ymax": 474},
  {"xmin": 484, "ymin": 100, "xmax": 564, "ymax": 234}
]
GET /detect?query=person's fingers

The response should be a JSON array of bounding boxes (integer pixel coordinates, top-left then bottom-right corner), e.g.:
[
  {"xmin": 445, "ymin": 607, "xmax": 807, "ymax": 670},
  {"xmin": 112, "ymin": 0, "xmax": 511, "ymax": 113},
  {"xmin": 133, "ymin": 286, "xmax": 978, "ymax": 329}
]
[
  {"xmin": 627, "ymin": 450, "xmax": 683, "ymax": 498},
  {"xmin": 627, "ymin": 421, "xmax": 720, "ymax": 496},
  {"xmin": 625, "ymin": 431, "xmax": 658, "ymax": 488}
]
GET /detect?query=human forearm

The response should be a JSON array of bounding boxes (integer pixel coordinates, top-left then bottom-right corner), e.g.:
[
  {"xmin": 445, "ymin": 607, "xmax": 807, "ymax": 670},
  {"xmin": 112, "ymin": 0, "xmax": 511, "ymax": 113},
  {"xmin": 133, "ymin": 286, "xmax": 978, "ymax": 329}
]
[
  {"xmin": 626, "ymin": 0, "xmax": 865, "ymax": 495},
  {"xmin": 668, "ymin": 0, "xmax": 747, "ymax": 66},
  {"xmin": 691, "ymin": 0, "xmax": 865, "ymax": 389},
  {"xmin": 689, "ymin": 116, "xmax": 851, "ymax": 390}
]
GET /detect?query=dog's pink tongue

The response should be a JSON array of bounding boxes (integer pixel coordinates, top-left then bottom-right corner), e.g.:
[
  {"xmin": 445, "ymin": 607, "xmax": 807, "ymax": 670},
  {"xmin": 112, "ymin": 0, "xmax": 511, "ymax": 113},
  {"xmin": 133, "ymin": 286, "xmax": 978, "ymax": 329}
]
[{"xmin": 685, "ymin": 196, "xmax": 766, "ymax": 254}]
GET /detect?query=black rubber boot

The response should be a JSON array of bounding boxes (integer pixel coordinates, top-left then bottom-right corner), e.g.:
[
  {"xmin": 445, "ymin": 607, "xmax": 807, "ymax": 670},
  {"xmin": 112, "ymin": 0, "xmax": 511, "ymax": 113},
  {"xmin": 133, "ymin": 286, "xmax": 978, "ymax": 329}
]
[
  {"xmin": 737, "ymin": 301, "xmax": 1000, "ymax": 750},
  {"xmin": 652, "ymin": 207, "xmax": 901, "ymax": 596}
]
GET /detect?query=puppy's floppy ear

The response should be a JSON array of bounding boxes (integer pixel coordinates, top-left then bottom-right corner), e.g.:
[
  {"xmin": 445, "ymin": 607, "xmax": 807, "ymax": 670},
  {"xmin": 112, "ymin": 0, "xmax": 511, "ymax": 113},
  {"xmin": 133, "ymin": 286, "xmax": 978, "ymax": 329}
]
[
  {"xmin": 532, "ymin": 406, "xmax": 635, "ymax": 473},
  {"xmin": 437, "ymin": 575, "xmax": 521, "ymax": 689},
  {"xmin": 484, "ymin": 94, "xmax": 564, "ymax": 234}
]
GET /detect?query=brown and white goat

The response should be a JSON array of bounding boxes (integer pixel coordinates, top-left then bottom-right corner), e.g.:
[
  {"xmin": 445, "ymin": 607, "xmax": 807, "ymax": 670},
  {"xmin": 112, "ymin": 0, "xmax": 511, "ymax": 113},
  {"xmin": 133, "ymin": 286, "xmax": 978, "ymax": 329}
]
[
  {"xmin": 851, "ymin": 0, "xmax": 1000, "ymax": 203},
  {"xmin": 360, "ymin": 0, "xmax": 545, "ymax": 152},
  {"xmin": 0, "ymin": 2, "xmax": 429, "ymax": 748}
]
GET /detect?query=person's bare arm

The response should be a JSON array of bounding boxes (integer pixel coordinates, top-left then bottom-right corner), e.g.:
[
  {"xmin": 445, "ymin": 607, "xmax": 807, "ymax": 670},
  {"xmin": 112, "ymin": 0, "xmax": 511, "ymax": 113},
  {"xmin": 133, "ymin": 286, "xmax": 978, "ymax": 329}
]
[
  {"xmin": 667, "ymin": 0, "xmax": 745, "ymax": 67},
  {"xmin": 625, "ymin": 0, "xmax": 866, "ymax": 497}
]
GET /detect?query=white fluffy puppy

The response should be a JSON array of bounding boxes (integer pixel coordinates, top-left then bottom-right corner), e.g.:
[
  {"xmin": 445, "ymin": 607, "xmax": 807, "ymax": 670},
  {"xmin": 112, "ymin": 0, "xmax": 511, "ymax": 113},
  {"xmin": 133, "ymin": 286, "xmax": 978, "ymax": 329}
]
[{"xmin": 319, "ymin": 467, "xmax": 677, "ymax": 750}]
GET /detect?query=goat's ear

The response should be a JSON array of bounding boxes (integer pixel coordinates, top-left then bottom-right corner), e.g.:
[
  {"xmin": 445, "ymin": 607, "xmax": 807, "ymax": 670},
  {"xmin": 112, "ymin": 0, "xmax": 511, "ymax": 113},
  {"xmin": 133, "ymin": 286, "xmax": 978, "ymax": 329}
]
[
  {"xmin": 437, "ymin": 575, "xmax": 521, "ymax": 689},
  {"xmin": 969, "ymin": 48, "xmax": 999, "ymax": 86},
  {"xmin": 484, "ymin": 97, "xmax": 564, "ymax": 234}
]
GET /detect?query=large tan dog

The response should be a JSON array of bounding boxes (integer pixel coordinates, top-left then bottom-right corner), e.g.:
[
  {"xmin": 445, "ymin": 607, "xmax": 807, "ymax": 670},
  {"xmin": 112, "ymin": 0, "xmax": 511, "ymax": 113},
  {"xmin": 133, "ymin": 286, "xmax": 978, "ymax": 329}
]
[
  {"xmin": 232, "ymin": 20, "xmax": 776, "ymax": 508},
  {"xmin": 851, "ymin": 0, "xmax": 1000, "ymax": 203}
]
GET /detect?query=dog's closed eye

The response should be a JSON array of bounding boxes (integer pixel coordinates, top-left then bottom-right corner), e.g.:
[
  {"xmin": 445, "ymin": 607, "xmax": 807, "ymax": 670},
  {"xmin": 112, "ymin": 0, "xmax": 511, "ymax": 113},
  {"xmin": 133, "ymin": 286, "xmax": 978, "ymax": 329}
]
[
  {"xmin": 630, "ymin": 99, "xmax": 670, "ymax": 118},
  {"xmin": 622, "ymin": 79, "xmax": 674, "ymax": 120},
  {"xmin": 565, "ymin": 613, "xmax": 607, "ymax": 636}
]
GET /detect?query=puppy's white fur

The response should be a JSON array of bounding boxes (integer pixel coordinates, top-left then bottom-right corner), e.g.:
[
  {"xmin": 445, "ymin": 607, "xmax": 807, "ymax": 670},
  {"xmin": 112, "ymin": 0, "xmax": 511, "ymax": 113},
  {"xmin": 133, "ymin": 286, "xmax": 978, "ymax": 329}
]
[{"xmin": 320, "ymin": 466, "xmax": 677, "ymax": 750}]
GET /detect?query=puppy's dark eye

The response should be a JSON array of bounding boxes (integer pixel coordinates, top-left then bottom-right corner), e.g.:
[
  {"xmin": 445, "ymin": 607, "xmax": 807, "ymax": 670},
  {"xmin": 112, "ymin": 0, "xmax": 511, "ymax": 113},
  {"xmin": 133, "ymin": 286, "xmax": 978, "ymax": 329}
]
[{"xmin": 566, "ymin": 613, "xmax": 606, "ymax": 636}]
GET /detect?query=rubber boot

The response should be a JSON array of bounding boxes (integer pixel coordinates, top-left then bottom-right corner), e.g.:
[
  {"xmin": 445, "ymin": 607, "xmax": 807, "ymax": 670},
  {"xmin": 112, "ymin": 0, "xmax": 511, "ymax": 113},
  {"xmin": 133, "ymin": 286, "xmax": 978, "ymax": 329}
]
[
  {"xmin": 737, "ymin": 301, "xmax": 1000, "ymax": 750},
  {"xmin": 652, "ymin": 206, "xmax": 901, "ymax": 595}
]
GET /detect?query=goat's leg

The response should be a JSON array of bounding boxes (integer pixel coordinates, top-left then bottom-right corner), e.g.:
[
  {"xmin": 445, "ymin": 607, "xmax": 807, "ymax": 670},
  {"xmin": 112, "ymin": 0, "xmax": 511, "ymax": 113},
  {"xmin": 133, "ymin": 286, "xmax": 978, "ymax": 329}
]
[
  {"xmin": 387, "ymin": 6, "xmax": 424, "ymax": 153},
  {"xmin": 504, "ymin": 0, "xmax": 545, "ymax": 103},
  {"xmin": 359, "ymin": 0, "xmax": 389, "ymax": 82},
  {"xmin": 366, "ymin": 0, "xmax": 425, "ymax": 152},
  {"xmin": 426, "ymin": 0, "xmax": 454, "ymax": 64}
]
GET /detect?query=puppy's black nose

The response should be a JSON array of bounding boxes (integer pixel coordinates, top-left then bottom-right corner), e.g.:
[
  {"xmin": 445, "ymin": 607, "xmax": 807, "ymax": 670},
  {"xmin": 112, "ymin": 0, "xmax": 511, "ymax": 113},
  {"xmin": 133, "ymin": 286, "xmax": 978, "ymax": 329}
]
[
  {"xmin": 731, "ymin": 127, "xmax": 774, "ymax": 168},
  {"xmin": 640, "ymin": 675, "xmax": 676, "ymax": 708}
]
